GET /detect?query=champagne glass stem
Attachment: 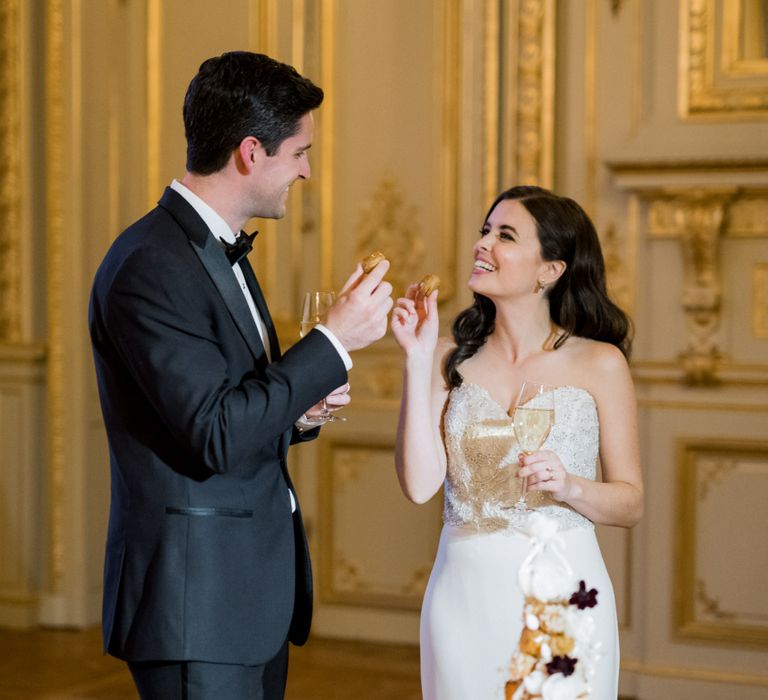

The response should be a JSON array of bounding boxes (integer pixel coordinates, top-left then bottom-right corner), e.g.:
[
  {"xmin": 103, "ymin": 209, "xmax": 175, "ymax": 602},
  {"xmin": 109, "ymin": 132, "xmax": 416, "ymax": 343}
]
[{"xmin": 513, "ymin": 455, "xmax": 530, "ymax": 513}]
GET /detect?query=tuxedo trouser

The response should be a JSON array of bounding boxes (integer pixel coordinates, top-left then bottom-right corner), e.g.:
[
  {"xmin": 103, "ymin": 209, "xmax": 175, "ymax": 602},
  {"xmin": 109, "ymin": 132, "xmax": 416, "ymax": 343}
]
[{"xmin": 127, "ymin": 641, "xmax": 289, "ymax": 700}]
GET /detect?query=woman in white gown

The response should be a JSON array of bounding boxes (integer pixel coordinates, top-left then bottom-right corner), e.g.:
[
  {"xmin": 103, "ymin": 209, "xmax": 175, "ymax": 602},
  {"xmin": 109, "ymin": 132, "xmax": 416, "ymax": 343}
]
[{"xmin": 391, "ymin": 186, "xmax": 643, "ymax": 699}]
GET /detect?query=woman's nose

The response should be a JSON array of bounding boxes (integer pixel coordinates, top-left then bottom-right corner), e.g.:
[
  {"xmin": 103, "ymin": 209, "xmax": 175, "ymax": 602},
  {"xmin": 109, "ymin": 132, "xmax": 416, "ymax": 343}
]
[{"xmin": 476, "ymin": 235, "xmax": 491, "ymax": 253}]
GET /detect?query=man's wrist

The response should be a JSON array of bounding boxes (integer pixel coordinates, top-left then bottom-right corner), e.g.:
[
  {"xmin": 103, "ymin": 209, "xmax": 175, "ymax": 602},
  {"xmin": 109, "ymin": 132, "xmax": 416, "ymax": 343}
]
[
  {"xmin": 296, "ymin": 413, "xmax": 327, "ymax": 431},
  {"xmin": 314, "ymin": 324, "xmax": 353, "ymax": 370}
]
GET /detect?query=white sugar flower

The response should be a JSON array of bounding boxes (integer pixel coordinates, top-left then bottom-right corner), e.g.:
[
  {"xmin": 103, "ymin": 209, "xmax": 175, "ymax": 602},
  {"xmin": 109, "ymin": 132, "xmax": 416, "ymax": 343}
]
[
  {"xmin": 541, "ymin": 671, "xmax": 588, "ymax": 700},
  {"xmin": 525, "ymin": 612, "xmax": 540, "ymax": 630},
  {"xmin": 523, "ymin": 669, "xmax": 545, "ymax": 695}
]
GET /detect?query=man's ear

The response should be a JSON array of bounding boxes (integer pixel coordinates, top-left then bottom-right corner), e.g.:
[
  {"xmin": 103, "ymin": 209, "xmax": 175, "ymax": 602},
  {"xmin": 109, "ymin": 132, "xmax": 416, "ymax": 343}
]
[{"xmin": 237, "ymin": 136, "xmax": 262, "ymax": 171}]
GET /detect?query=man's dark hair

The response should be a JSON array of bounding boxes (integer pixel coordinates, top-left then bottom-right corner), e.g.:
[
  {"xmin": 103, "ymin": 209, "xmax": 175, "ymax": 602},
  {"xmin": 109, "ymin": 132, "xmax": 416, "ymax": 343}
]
[{"xmin": 183, "ymin": 51, "xmax": 324, "ymax": 174}]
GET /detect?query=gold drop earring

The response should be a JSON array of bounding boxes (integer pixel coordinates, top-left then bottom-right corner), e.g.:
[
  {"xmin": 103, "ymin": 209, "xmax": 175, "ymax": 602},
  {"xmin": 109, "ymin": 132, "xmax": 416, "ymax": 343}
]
[{"xmin": 534, "ymin": 279, "xmax": 545, "ymax": 294}]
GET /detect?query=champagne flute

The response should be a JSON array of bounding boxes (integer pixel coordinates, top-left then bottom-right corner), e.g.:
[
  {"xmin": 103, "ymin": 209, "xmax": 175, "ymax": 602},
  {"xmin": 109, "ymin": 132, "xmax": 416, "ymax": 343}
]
[
  {"xmin": 300, "ymin": 291, "xmax": 346, "ymax": 422},
  {"xmin": 510, "ymin": 381, "xmax": 555, "ymax": 514}
]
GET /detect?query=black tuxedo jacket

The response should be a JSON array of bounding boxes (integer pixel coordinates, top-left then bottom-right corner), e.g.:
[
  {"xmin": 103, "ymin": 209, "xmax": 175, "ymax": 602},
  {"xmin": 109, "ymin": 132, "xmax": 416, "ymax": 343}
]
[{"xmin": 88, "ymin": 188, "xmax": 347, "ymax": 665}]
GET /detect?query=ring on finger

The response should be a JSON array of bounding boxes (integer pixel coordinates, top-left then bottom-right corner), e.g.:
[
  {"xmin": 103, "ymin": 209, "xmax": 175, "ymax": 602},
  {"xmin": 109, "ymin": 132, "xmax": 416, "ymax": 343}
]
[{"xmin": 546, "ymin": 466, "xmax": 553, "ymax": 480}]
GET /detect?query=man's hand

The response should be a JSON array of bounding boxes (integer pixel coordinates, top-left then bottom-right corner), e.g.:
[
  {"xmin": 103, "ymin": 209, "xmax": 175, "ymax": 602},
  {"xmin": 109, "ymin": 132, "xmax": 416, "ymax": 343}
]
[
  {"xmin": 323, "ymin": 260, "xmax": 393, "ymax": 352},
  {"xmin": 305, "ymin": 382, "xmax": 351, "ymax": 420}
]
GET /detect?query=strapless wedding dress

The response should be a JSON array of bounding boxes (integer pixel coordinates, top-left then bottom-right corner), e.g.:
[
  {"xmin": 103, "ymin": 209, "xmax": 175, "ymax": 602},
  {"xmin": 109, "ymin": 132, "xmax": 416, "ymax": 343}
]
[{"xmin": 420, "ymin": 383, "xmax": 619, "ymax": 699}]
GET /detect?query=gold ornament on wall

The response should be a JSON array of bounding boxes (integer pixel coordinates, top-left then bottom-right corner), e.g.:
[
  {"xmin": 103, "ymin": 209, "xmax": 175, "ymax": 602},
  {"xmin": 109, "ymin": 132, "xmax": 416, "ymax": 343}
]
[
  {"xmin": 355, "ymin": 176, "xmax": 426, "ymax": 297},
  {"xmin": 647, "ymin": 190, "xmax": 738, "ymax": 384},
  {"xmin": 0, "ymin": 0, "xmax": 21, "ymax": 342},
  {"xmin": 601, "ymin": 223, "xmax": 633, "ymax": 315},
  {"xmin": 674, "ymin": 193, "xmax": 732, "ymax": 384}
]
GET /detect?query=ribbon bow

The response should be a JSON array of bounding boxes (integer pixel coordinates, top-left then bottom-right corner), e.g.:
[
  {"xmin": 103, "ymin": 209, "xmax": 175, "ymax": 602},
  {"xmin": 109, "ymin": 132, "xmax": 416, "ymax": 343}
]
[{"xmin": 223, "ymin": 230, "xmax": 258, "ymax": 265}]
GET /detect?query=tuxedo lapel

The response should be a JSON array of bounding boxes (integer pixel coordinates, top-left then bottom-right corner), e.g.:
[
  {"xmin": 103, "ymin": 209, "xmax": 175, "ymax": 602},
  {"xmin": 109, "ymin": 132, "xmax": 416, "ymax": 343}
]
[
  {"xmin": 158, "ymin": 188, "xmax": 269, "ymax": 365},
  {"xmin": 191, "ymin": 238, "xmax": 269, "ymax": 365},
  {"xmin": 239, "ymin": 259, "xmax": 281, "ymax": 361}
]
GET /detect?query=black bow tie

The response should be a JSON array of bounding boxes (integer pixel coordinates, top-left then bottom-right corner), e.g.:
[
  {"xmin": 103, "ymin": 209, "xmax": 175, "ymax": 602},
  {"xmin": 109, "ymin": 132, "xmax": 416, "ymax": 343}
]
[{"xmin": 223, "ymin": 230, "xmax": 258, "ymax": 265}]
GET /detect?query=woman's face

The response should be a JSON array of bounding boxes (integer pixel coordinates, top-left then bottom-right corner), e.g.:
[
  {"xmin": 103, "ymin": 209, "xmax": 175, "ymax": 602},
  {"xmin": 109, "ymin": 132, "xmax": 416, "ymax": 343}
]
[{"xmin": 468, "ymin": 199, "xmax": 547, "ymax": 300}]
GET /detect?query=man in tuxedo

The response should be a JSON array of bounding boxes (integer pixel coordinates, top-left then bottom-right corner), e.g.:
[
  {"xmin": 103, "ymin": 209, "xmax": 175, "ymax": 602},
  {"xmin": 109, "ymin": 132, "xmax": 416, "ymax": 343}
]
[{"xmin": 88, "ymin": 51, "xmax": 393, "ymax": 700}]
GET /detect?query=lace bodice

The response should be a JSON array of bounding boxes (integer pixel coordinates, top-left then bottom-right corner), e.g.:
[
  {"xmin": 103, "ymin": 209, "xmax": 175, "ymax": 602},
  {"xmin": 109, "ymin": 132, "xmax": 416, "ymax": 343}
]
[{"xmin": 443, "ymin": 383, "xmax": 599, "ymax": 532}]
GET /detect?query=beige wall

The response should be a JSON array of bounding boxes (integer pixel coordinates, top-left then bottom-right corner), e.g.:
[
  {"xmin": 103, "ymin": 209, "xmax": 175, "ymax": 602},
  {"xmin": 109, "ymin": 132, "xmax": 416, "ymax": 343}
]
[{"xmin": 0, "ymin": 1, "xmax": 766, "ymax": 698}]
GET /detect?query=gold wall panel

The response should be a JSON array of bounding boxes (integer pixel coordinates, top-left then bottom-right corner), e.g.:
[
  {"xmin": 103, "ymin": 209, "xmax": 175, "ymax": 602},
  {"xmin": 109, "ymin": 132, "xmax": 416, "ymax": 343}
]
[
  {"xmin": 0, "ymin": 344, "xmax": 45, "ymax": 627},
  {"xmin": 319, "ymin": 438, "xmax": 442, "ymax": 611},
  {"xmin": 322, "ymin": 1, "xmax": 461, "ymax": 304},
  {"xmin": 680, "ymin": 0, "xmax": 768, "ymax": 119},
  {"xmin": 354, "ymin": 177, "xmax": 425, "ymax": 299},
  {"xmin": 676, "ymin": 439, "xmax": 768, "ymax": 647},
  {"xmin": 755, "ymin": 263, "xmax": 768, "ymax": 339},
  {"xmin": 0, "ymin": 0, "xmax": 21, "ymax": 341}
]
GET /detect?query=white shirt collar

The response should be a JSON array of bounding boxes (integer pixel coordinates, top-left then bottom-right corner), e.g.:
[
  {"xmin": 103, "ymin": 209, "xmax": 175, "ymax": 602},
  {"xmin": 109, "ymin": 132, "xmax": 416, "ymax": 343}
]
[{"xmin": 170, "ymin": 179, "xmax": 238, "ymax": 245}]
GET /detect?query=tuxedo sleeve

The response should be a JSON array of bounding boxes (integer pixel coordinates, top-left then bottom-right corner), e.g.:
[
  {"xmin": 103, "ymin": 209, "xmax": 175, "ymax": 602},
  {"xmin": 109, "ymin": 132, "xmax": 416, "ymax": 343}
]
[{"xmin": 95, "ymin": 246, "xmax": 347, "ymax": 473}]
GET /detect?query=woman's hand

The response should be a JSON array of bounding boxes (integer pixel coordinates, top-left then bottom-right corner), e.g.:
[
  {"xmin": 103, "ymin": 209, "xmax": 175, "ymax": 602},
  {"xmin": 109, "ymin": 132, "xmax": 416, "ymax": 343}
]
[
  {"xmin": 518, "ymin": 450, "xmax": 578, "ymax": 502},
  {"xmin": 390, "ymin": 284, "xmax": 439, "ymax": 362}
]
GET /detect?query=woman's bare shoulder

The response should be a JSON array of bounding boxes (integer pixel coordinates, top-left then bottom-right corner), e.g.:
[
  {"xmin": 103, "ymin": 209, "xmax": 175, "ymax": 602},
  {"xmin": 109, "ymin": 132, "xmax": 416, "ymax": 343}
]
[
  {"xmin": 565, "ymin": 336, "xmax": 627, "ymax": 370},
  {"xmin": 559, "ymin": 338, "xmax": 631, "ymax": 399}
]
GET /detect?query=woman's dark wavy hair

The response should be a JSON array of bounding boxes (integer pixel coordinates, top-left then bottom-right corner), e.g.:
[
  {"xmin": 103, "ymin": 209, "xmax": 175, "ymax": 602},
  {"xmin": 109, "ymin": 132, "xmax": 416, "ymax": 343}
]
[
  {"xmin": 183, "ymin": 51, "xmax": 324, "ymax": 174},
  {"xmin": 445, "ymin": 185, "xmax": 632, "ymax": 388}
]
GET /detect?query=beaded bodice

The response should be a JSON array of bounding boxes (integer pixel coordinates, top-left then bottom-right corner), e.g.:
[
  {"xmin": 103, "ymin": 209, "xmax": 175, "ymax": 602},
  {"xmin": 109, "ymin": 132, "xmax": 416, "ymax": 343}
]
[{"xmin": 443, "ymin": 383, "xmax": 598, "ymax": 532}]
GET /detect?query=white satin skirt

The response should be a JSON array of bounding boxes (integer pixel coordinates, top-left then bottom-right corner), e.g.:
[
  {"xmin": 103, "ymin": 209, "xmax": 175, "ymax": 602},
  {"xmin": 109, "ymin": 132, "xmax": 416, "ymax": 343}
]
[{"xmin": 420, "ymin": 524, "xmax": 619, "ymax": 700}]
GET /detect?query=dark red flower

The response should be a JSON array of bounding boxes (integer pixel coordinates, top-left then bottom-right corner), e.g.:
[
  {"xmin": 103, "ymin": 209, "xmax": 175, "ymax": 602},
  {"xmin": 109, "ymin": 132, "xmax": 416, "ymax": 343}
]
[
  {"xmin": 569, "ymin": 580, "xmax": 598, "ymax": 609},
  {"xmin": 546, "ymin": 655, "xmax": 577, "ymax": 677}
]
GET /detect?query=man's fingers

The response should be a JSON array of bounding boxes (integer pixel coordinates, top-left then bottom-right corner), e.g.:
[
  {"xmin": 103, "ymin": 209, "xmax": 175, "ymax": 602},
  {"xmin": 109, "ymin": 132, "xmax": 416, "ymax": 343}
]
[
  {"xmin": 328, "ymin": 382, "xmax": 351, "ymax": 396},
  {"xmin": 353, "ymin": 258, "xmax": 390, "ymax": 295},
  {"xmin": 325, "ymin": 393, "xmax": 351, "ymax": 407},
  {"xmin": 339, "ymin": 264, "xmax": 365, "ymax": 295}
]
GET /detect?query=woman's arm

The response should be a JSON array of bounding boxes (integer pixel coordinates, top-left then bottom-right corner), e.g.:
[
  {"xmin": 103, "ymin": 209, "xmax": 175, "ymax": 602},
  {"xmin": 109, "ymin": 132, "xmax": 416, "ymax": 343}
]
[
  {"xmin": 523, "ymin": 344, "xmax": 644, "ymax": 527},
  {"xmin": 391, "ymin": 288, "xmax": 450, "ymax": 504}
]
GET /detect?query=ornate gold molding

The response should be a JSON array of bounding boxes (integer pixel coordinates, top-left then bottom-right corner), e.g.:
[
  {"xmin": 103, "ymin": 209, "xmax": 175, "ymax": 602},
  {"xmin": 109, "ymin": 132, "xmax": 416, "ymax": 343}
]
[
  {"xmin": 676, "ymin": 439, "xmax": 768, "ymax": 648},
  {"xmin": 674, "ymin": 191, "xmax": 731, "ymax": 384},
  {"xmin": 755, "ymin": 263, "xmax": 768, "ymax": 339},
  {"xmin": 646, "ymin": 189, "xmax": 735, "ymax": 384},
  {"xmin": 680, "ymin": 0, "xmax": 768, "ymax": 119},
  {"xmin": 319, "ymin": 0, "xmax": 335, "ymax": 291},
  {"xmin": 499, "ymin": 0, "xmax": 555, "ymax": 188},
  {"xmin": 620, "ymin": 657, "xmax": 768, "ymax": 686},
  {"xmin": 0, "ymin": 0, "xmax": 21, "ymax": 341},
  {"xmin": 601, "ymin": 222, "xmax": 634, "ymax": 316},
  {"xmin": 728, "ymin": 194, "xmax": 768, "ymax": 238},
  {"xmin": 647, "ymin": 187, "xmax": 768, "ymax": 239},
  {"xmin": 146, "ymin": 0, "xmax": 161, "ymax": 208},
  {"xmin": 721, "ymin": 0, "xmax": 768, "ymax": 76},
  {"xmin": 45, "ymin": 0, "xmax": 66, "ymax": 592}
]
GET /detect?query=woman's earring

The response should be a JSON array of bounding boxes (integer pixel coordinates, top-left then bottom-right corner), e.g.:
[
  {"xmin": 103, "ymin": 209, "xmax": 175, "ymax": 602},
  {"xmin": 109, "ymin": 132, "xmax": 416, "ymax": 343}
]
[{"xmin": 534, "ymin": 279, "xmax": 546, "ymax": 294}]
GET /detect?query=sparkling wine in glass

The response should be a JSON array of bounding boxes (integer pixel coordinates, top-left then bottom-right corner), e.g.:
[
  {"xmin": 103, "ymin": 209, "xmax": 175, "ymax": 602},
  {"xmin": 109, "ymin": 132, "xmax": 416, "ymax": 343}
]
[
  {"xmin": 300, "ymin": 291, "xmax": 346, "ymax": 422},
  {"xmin": 510, "ymin": 381, "xmax": 555, "ymax": 514}
]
